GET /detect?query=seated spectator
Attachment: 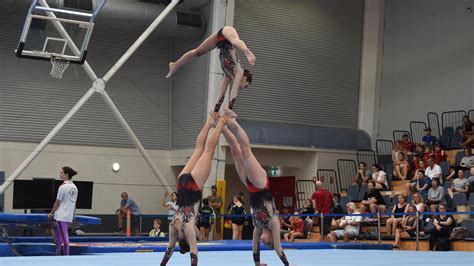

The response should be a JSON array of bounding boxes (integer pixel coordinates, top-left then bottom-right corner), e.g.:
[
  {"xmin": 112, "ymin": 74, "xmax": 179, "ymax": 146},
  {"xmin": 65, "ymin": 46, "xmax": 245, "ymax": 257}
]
[
  {"xmin": 401, "ymin": 133, "xmax": 415, "ymax": 154},
  {"xmin": 300, "ymin": 199, "xmax": 315, "ymax": 222},
  {"xmin": 406, "ymin": 169, "xmax": 431, "ymax": 197},
  {"xmin": 433, "ymin": 143, "xmax": 447, "ymax": 164},
  {"xmin": 359, "ymin": 204, "xmax": 377, "ymax": 223},
  {"xmin": 411, "ymin": 193, "xmax": 426, "ymax": 219},
  {"xmin": 459, "ymin": 148, "xmax": 474, "ymax": 169},
  {"xmin": 371, "ymin": 164, "xmax": 388, "ymax": 190},
  {"xmin": 425, "ymin": 157, "xmax": 442, "ymax": 182},
  {"xmin": 467, "ymin": 167, "xmax": 474, "ymax": 192},
  {"xmin": 427, "ymin": 204, "xmax": 454, "ymax": 251},
  {"xmin": 228, "ymin": 195, "xmax": 246, "ymax": 240},
  {"xmin": 447, "ymin": 170, "xmax": 470, "ymax": 200},
  {"xmin": 427, "ymin": 178, "xmax": 446, "ymax": 213},
  {"xmin": 460, "ymin": 115, "xmax": 474, "ymax": 148},
  {"xmin": 422, "ymin": 128, "xmax": 437, "ymax": 147},
  {"xmin": 116, "ymin": 192, "xmax": 141, "ymax": 236},
  {"xmin": 361, "ymin": 181, "xmax": 387, "ymax": 213},
  {"xmin": 353, "ymin": 162, "xmax": 372, "ymax": 185},
  {"xmin": 393, "ymin": 205, "xmax": 418, "ymax": 248},
  {"xmin": 393, "ymin": 152, "xmax": 410, "ymax": 181},
  {"xmin": 423, "ymin": 146, "xmax": 434, "ymax": 164},
  {"xmin": 386, "ymin": 195, "xmax": 410, "ymax": 236},
  {"xmin": 279, "ymin": 205, "xmax": 291, "ymax": 238},
  {"xmin": 284, "ymin": 212, "xmax": 305, "ymax": 242},
  {"xmin": 197, "ymin": 198, "xmax": 215, "ymax": 241},
  {"xmin": 392, "ymin": 141, "xmax": 403, "ymax": 163},
  {"xmin": 149, "ymin": 218, "xmax": 163, "ymax": 237},
  {"xmin": 328, "ymin": 202, "xmax": 361, "ymax": 242},
  {"xmin": 411, "ymin": 145, "xmax": 425, "ymax": 171}
]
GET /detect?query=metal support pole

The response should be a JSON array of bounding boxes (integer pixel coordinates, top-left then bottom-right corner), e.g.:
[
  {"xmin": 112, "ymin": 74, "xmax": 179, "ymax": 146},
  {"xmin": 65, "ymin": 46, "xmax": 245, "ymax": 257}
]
[
  {"xmin": 377, "ymin": 211, "xmax": 381, "ymax": 244},
  {"xmin": 100, "ymin": 90, "xmax": 173, "ymax": 194},
  {"xmin": 415, "ymin": 211, "xmax": 419, "ymax": 251},
  {"xmin": 103, "ymin": 0, "xmax": 180, "ymax": 83},
  {"xmin": 320, "ymin": 213, "xmax": 324, "ymax": 242},
  {"xmin": 0, "ymin": 88, "xmax": 96, "ymax": 194}
]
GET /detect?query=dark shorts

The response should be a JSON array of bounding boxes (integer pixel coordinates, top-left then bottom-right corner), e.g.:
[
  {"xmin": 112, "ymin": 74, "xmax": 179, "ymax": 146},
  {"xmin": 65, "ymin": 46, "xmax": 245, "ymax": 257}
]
[
  {"xmin": 199, "ymin": 222, "xmax": 211, "ymax": 229},
  {"xmin": 130, "ymin": 214, "xmax": 140, "ymax": 229},
  {"xmin": 407, "ymin": 230, "xmax": 416, "ymax": 238}
]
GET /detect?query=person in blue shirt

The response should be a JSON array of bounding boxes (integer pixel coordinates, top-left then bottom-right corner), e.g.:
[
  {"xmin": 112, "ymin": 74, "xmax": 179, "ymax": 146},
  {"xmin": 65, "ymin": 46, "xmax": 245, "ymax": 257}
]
[
  {"xmin": 116, "ymin": 192, "xmax": 141, "ymax": 236},
  {"xmin": 422, "ymin": 128, "xmax": 437, "ymax": 146}
]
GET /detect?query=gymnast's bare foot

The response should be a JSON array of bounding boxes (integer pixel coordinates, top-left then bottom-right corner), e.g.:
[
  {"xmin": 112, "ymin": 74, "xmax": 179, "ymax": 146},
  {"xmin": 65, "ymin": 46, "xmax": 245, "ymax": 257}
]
[
  {"xmin": 245, "ymin": 50, "xmax": 256, "ymax": 65},
  {"xmin": 166, "ymin": 62, "xmax": 176, "ymax": 78},
  {"xmin": 208, "ymin": 111, "xmax": 218, "ymax": 128}
]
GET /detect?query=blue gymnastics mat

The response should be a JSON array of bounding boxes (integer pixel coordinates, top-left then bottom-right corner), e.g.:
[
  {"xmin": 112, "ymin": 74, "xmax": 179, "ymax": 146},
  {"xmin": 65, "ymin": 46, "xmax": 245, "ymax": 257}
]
[{"xmin": 1, "ymin": 249, "xmax": 473, "ymax": 266}]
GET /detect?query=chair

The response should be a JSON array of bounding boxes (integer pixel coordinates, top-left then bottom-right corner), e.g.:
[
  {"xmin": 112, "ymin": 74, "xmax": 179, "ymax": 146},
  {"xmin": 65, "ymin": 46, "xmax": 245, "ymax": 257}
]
[
  {"xmin": 406, "ymin": 195, "xmax": 412, "ymax": 204},
  {"xmin": 451, "ymin": 193, "xmax": 467, "ymax": 208},
  {"xmin": 383, "ymin": 195, "xmax": 391, "ymax": 207},
  {"xmin": 346, "ymin": 184, "xmax": 358, "ymax": 201},
  {"xmin": 469, "ymin": 193, "xmax": 474, "ymax": 206},
  {"xmin": 439, "ymin": 161, "xmax": 450, "ymax": 179},
  {"xmin": 460, "ymin": 219, "xmax": 474, "ymax": 238},
  {"xmin": 339, "ymin": 195, "xmax": 351, "ymax": 213},
  {"xmin": 454, "ymin": 151, "xmax": 464, "ymax": 166}
]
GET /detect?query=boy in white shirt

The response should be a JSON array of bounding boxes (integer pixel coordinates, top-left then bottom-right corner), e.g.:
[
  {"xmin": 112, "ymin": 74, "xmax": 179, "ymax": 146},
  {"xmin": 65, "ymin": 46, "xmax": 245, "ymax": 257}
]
[{"xmin": 48, "ymin": 166, "xmax": 78, "ymax": 255}]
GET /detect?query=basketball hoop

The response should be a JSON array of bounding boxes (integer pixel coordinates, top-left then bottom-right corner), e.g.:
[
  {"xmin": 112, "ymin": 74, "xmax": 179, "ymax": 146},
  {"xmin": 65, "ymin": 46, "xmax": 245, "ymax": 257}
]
[{"xmin": 50, "ymin": 56, "xmax": 70, "ymax": 79}]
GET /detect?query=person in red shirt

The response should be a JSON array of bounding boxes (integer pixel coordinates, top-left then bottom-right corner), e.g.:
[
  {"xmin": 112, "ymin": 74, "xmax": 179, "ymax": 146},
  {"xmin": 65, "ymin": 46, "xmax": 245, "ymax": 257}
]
[
  {"xmin": 423, "ymin": 145, "xmax": 434, "ymax": 163},
  {"xmin": 311, "ymin": 181, "xmax": 333, "ymax": 241},
  {"xmin": 283, "ymin": 212, "xmax": 305, "ymax": 242},
  {"xmin": 433, "ymin": 143, "xmax": 447, "ymax": 164},
  {"xmin": 401, "ymin": 134, "xmax": 415, "ymax": 154}
]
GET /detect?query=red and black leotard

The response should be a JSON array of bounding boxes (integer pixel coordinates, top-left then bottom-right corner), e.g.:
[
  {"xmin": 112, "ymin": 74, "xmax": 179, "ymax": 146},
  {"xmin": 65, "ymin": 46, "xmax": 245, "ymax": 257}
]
[
  {"xmin": 247, "ymin": 178, "xmax": 276, "ymax": 229},
  {"xmin": 216, "ymin": 27, "xmax": 239, "ymax": 79},
  {"xmin": 176, "ymin": 173, "xmax": 202, "ymax": 224}
]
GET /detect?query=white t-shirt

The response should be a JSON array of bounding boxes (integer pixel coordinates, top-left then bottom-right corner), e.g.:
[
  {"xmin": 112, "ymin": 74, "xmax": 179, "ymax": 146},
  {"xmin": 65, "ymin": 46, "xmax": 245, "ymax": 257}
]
[
  {"xmin": 342, "ymin": 212, "xmax": 362, "ymax": 233},
  {"xmin": 54, "ymin": 180, "xmax": 78, "ymax": 223},
  {"xmin": 425, "ymin": 164, "xmax": 442, "ymax": 180},
  {"xmin": 372, "ymin": 170, "xmax": 388, "ymax": 187}
]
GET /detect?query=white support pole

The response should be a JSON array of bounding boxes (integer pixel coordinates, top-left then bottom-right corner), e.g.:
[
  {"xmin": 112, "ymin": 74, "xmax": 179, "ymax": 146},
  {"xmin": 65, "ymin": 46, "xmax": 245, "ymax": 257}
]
[
  {"xmin": 0, "ymin": 88, "xmax": 96, "ymax": 194},
  {"xmin": 100, "ymin": 91, "xmax": 173, "ymax": 194},
  {"xmin": 38, "ymin": 0, "xmax": 98, "ymax": 81},
  {"xmin": 102, "ymin": 0, "xmax": 180, "ymax": 83}
]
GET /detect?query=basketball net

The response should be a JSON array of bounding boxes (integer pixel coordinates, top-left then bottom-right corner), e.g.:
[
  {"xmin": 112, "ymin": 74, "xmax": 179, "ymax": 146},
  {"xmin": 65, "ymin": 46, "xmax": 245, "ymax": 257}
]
[{"xmin": 50, "ymin": 56, "xmax": 70, "ymax": 79}]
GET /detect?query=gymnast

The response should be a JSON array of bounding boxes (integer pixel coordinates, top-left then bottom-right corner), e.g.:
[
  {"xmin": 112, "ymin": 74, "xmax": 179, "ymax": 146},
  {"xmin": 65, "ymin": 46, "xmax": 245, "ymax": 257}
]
[
  {"xmin": 48, "ymin": 166, "xmax": 78, "ymax": 256},
  {"xmin": 166, "ymin": 26, "xmax": 255, "ymax": 111},
  {"xmin": 221, "ymin": 108, "xmax": 294, "ymax": 266},
  {"xmin": 160, "ymin": 112, "xmax": 227, "ymax": 266}
]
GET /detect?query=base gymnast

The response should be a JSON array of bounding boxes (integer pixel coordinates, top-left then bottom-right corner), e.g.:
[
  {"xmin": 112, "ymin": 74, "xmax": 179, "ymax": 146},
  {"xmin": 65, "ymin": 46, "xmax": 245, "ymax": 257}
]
[
  {"xmin": 166, "ymin": 26, "xmax": 254, "ymax": 111},
  {"xmin": 222, "ymin": 108, "xmax": 295, "ymax": 266},
  {"xmin": 160, "ymin": 113, "xmax": 227, "ymax": 266}
]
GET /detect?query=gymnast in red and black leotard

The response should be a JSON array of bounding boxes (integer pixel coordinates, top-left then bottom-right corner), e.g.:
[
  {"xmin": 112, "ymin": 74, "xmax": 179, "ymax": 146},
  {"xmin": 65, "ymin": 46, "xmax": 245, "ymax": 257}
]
[
  {"xmin": 222, "ymin": 108, "xmax": 293, "ymax": 266},
  {"xmin": 166, "ymin": 26, "xmax": 255, "ymax": 112}
]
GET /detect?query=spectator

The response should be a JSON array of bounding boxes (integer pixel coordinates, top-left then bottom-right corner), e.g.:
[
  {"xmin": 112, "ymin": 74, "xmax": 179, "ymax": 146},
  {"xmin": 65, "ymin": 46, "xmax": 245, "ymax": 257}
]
[
  {"xmin": 162, "ymin": 191, "xmax": 178, "ymax": 231},
  {"xmin": 279, "ymin": 205, "xmax": 291, "ymax": 238},
  {"xmin": 422, "ymin": 128, "xmax": 437, "ymax": 147},
  {"xmin": 283, "ymin": 212, "xmax": 305, "ymax": 242},
  {"xmin": 467, "ymin": 167, "xmax": 474, "ymax": 192},
  {"xmin": 406, "ymin": 169, "xmax": 431, "ymax": 197},
  {"xmin": 433, "ymin": 143, "xmax": 447, "ymax": 164},
  {"xmin": 228, "ymin": 195, "xmax": 246, "ymax": 240},
  {"xmin": 427, "ymin": 204, "xmax": 454, "ymax": 251},
  {"xmin": 372, "ymin": 164, "xmax": 388, "ymax": 190},
  {"xmin": 425, "ymin": 157, "xmax": 442, "ymax": 182},
  {"xmin": 386, "ymin": 195, "xmax": 410, "ymax": 236},
  {"xmin": 300, "ymin": 199, "xmax": 315, "ymax": 222},
  {"xmin": 392, "ymin": 141, "xmax": 403, "ymax": 163},
  {"xmin": 361, "ymin": 181, "xmax": 387, "ymax": 213},
  {"xmin": 197, "ymin": 198, "xmax": 215, "ymax": 241},
  {"xmin": 393, "ymin": 205, "xmax": 418, "ymax": 249},
  {"xmin": 447, "ymin": 170, "xmax": 470, "ymax": 200},
  {"xmin": 353, "ymin": 162, "xmax": 372, "ymax": 185},
  {"xmin": 207, "ymin": 185, "xmax": 223, "ymax": 240},
  {"xmin": 460, "ymin": 115, "xmax": 474, "ymax": 148},
  {"xmin": 401, "ymin": 133, "xmax": 415, "ymax": 154},
  {"xmin": 328, "ymin": 202, "xmax": 361, "ymax": 242},
  {"xmin": 423, "ymin": 146, "xmax": 434, "ymax": 163},
  {"xmin": 411, "ymin": 145, "xmax": 425, "ymax": 171},
  {"xmin": 116, "ymin": 192, "xmax": 141, "ymax": 236},
  {"xmin": 393, "ymin": 152, "xmax": 410, "ymax": 181},
  {"xmin": 149, "ymin": 219, "xmax": 163, "ymax": 237},
  {"xmin": 427, "ymin": 178, "xmax": 446, "ymax": 213},
  {"xmin": 459, "ymin": 148, "xmax": 474, "ymax": 169},
  {"xmin": 359, "ymin": 204, "xmax": 377, "ymax": 222},
  {"xmin": 311, "ymin": 181, "xmax": 333, "ymax": 241},
  {"xmin": 411, "ymin": 193, "xmax": 426, "ymax": 219}
]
